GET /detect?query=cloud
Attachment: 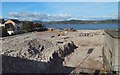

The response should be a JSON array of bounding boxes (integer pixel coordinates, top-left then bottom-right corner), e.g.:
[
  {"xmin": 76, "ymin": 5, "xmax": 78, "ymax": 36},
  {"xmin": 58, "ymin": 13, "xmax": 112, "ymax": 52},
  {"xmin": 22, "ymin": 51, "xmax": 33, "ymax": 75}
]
[
  {"xmin": 7, "ymin": 11, "xmax": 118, "ymax": 21},
  {"xmin": 77, "ymin": 14, "xmax": 118, "ymax": 20},
  {"xmin": 8, "ymin": 11, "xmax": 72, "ymax": 21}
]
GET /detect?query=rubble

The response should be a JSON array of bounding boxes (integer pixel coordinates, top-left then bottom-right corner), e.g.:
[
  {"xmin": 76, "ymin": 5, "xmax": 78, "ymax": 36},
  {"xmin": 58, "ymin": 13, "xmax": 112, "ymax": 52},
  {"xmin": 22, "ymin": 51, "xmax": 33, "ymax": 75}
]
[
  {"xmin": 1, "ymin": 33, "xmax": 78, "ymax": 73},
  {"xmin": 1, "ymin": 30, "xmax": 105, "ymax": 74}
]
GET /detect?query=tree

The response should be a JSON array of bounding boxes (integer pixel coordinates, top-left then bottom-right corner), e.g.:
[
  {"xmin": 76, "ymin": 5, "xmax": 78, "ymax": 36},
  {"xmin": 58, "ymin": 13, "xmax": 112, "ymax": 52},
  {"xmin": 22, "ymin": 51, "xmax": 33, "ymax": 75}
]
[{"xmin": 22, "ymin": 21, "xmax": 33, "ymax": 31}]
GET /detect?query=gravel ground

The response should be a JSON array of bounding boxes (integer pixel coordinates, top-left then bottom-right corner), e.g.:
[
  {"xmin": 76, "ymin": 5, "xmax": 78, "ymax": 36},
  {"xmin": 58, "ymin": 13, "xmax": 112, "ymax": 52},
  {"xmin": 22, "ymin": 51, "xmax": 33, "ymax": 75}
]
[{"xmin": 1, "ymin": 30, "xmax": 105, "ymax": 73}]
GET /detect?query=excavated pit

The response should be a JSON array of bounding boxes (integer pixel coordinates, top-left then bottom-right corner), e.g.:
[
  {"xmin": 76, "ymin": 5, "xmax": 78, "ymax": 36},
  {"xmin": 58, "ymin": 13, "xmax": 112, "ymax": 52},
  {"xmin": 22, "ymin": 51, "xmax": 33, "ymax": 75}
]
[
  {"xmin": 1, "ymin": 35, "xmax": 77, "ymax": 73},
  {"xmin": 1, "ymin": 30, "xmax": 105, "ymax": 74}
]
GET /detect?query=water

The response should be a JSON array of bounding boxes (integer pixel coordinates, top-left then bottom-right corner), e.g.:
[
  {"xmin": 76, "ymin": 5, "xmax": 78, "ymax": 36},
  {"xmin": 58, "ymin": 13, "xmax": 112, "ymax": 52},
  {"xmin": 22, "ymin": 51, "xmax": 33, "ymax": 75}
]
[{"xmin": 44, "ymin": 23, "xmax": 118, "ymax": 30}]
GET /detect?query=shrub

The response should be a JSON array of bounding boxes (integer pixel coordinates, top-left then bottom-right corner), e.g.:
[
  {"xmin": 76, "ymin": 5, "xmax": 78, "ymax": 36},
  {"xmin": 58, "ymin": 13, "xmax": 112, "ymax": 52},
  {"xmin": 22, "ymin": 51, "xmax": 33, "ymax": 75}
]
[
  {"xmin": 22, "ymin": 21, "xmax": 33, "ymax": 31},
  {"xmin": 32, "ymin": 23, "xmax": 43, "ymax": 28}
]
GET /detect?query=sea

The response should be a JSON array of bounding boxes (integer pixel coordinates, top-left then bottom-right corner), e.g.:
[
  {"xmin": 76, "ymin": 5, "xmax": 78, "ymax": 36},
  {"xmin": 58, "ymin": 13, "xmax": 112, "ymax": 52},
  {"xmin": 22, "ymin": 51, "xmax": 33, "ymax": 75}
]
[{"xmin": 44, "ymin": 23, "xmax": 119, "ymax": 30}]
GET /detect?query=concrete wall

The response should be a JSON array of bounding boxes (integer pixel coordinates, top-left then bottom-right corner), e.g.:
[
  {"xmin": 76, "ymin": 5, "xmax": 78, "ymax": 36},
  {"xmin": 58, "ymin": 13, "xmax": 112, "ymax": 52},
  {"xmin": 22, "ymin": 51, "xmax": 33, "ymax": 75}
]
[
  {"xmin": 104, "ymin": 31, "xmax": 120, "ymax": 72},
  {"xmin": 103, "ymin": 32, "xmax": 113, "ymax": 69}
]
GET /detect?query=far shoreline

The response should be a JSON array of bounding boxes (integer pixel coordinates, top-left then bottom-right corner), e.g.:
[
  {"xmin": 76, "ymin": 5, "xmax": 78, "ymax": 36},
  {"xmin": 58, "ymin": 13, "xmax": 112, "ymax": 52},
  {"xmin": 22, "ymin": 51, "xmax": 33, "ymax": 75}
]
[{"xmin": 1, "ymin": 28, "xmax": 105, "ymax": 38}]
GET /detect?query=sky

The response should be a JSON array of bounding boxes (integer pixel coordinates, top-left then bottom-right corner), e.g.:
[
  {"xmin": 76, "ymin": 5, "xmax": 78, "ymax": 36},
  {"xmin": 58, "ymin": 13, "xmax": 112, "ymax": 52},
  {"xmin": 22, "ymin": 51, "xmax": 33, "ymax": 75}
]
[
  {"xmin": 1, "ymin": 2, "xmax": 118, "ymax": 21},
  {"xmin": 2, "ymin": 0, "xmax": 120, "ymax": 2}
]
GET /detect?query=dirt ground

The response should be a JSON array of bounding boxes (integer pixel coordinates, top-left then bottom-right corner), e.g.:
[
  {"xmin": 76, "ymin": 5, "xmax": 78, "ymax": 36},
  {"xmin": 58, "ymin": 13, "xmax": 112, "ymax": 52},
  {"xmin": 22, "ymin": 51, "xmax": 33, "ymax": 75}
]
[{"xmin": 1, "ymin": 30, "xmax": 105, "ymax": 73}]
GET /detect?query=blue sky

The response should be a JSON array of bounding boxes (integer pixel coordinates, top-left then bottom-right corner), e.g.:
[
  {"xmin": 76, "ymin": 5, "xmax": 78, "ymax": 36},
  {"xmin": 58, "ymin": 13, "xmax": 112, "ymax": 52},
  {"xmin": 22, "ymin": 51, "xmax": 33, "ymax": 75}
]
[
  {"xmin": 1, "ymin": 2, "xmax": 118, "ymax": 21},
  {"xmin": 2, "ymin": 0, "xmax": 120, "ymax": 2}
]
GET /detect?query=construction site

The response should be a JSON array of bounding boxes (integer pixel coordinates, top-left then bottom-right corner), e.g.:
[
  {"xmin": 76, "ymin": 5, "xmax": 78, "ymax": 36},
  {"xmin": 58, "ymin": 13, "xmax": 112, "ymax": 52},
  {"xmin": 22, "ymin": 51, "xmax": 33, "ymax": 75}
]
[{"xmin": 1, "ymin": 29, "xmax": 112, "ymax": 74}]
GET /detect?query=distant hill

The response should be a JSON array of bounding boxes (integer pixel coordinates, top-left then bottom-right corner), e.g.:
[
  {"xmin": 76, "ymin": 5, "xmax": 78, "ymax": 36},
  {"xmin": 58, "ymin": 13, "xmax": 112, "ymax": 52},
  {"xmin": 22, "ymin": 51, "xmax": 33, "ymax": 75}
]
[
  {"xmin": 32, "ymin": 20, "xmax": 43, "ymax": 23},
  {"xmin": 42, "ymin": 19, "xmax": 118, "ymax": 24},
  {"xmin": 1, "ymin": 18, "xmax": 118, "ymax": 25}
]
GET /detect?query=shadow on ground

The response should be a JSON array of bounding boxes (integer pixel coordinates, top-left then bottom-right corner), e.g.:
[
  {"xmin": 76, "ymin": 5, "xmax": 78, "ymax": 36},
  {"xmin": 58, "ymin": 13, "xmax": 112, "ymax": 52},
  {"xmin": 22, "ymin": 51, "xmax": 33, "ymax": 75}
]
[{"xmin": 2, "ymin": 54, "xmax": 75, "ymax": 74}]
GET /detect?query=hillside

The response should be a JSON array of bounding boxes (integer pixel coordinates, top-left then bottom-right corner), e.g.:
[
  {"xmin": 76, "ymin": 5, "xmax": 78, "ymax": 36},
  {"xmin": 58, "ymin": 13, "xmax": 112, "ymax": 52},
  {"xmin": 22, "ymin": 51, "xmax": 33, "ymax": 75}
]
[{"xmin": 42, "ymin": 19, "xmax": 118, "ymax": 24}]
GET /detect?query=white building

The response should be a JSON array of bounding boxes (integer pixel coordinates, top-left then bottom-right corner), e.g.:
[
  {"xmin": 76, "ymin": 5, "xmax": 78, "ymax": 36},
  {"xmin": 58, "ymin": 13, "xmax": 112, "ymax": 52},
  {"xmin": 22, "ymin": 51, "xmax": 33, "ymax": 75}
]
[{"xmin": 4, "ymin": 19, "xmax": 23, "ymax": 35}]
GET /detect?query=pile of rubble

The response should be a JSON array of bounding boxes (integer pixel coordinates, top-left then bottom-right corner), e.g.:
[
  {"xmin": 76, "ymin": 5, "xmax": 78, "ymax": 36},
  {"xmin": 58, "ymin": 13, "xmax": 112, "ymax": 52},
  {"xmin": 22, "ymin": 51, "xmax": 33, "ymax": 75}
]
[
  {"xmin": 1, "ymin": 34, "xmax": 77, "ymax": 73},
  {"xmin": 1, "ymin": 30, "xmax": 105, "ymax": 74}
]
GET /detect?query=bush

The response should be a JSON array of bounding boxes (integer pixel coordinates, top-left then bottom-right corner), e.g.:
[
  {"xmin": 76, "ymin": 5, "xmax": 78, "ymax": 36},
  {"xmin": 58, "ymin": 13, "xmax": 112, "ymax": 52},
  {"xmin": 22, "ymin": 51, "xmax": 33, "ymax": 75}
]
[
  {"xmin": 32, "ymin": 23, "xmax": 43, "ymax": 28},
  {"xmin": 22, "ymin": 21, "xmax": 33, "ymax": 31},
  {"xmin": 22, "ymin": 21, "xmax": 43, "ymax": 32}
]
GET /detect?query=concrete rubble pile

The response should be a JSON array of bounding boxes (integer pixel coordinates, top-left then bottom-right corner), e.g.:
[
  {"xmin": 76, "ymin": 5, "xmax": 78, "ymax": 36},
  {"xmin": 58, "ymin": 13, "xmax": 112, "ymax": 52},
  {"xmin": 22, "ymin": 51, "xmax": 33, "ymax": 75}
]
[
  {"xmin": 1, "ymin": 35, "xmax": 77, "ymax": 73},
  {"xmin": 1, "ymin": 30, "xmax": 105, "ymax": 74}
]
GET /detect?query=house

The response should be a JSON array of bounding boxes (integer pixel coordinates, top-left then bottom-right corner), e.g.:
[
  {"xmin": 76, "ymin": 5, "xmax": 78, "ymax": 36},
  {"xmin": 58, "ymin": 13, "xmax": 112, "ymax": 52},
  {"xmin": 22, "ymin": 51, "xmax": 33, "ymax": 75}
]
[
  {"xmin": 0, "ymin": 19, "xmax": 44, "ymax": 37},
  {"xmin": 103, "ymin": 29, "xmax": 120, "ymax": 74},
  {"xmin": 4, "ymin": 19, "xmax": 23, "ymax": 35}
]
